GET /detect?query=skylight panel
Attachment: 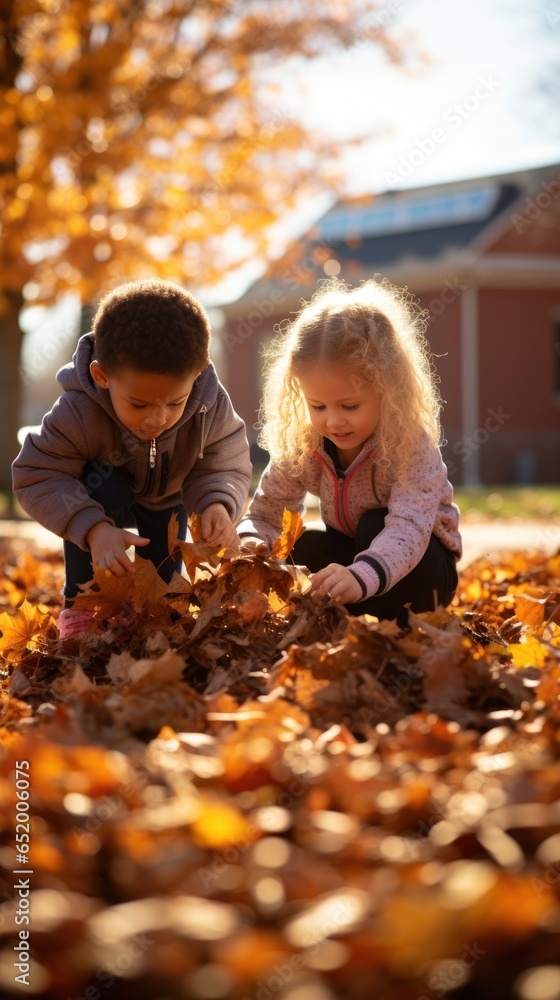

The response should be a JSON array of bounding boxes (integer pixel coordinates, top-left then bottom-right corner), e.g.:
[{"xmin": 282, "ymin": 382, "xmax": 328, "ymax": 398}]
[{"xmin": 317, "ymin": 184, "xmax": 500, "ymax": 241}]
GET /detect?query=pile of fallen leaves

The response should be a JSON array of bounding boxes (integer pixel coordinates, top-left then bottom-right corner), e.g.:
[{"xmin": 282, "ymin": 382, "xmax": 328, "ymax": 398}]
[{"xmin": 0, "ymin": 515, "xmax": 559, "ymax": 1000}]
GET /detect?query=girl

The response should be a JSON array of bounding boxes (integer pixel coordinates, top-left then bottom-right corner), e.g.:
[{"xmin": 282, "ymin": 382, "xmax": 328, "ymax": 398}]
[{"xmin": 238, "ymin": 276, "xmax": 461, "ymax": 626}]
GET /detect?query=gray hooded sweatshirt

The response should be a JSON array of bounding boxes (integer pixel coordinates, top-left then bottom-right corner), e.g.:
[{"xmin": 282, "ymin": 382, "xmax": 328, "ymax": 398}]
[{"xmin": 12, "ymin": 334, "xmax": 252, "ymax": 550}]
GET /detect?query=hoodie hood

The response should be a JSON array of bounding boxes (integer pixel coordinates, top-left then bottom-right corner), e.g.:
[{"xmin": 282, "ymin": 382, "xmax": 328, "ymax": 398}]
[{"xmin": 57, "ymin": 332, "xmax": 220, "ymax": 433}]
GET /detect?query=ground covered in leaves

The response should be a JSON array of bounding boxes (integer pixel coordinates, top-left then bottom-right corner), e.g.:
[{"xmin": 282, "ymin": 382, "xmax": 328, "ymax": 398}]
[{"xmin": 0, "ymin": 518, "xmax": 559, "ymax": 1000}]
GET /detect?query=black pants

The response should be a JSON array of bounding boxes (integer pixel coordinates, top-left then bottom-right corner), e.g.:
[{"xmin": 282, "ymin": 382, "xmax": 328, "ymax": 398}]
[
  {"xmin": 291, "ymin": 508, "xmax": 458, "ymax": 627},
  {"xmin": 63, "ymin": 465, "xmax": 187, "ymax": 601}
]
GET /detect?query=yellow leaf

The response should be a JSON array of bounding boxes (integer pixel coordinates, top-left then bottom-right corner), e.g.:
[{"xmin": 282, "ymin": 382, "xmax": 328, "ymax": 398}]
[
  {"xmin": 190, "ymin": 797, "xmax": 257, "ymax": 850},
  {"xmin": 547, "ymin": 555, "xmax": 560, "ymax": 578},
  {"xmin": 0, "ymin": 599, "xmax": 53, "ymax": 662},
  {"xmin": 270, "ymin": 509, "xmax": 305, "ymax": 562},
  {"xmin": 508, "ymin": 635, "xmax": 549, "ymax": 669}
]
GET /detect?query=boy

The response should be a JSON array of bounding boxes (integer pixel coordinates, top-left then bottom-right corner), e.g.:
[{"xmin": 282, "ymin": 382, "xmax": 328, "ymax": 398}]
[{"xmin": 12, "ymin": 278, "xmax": 252, "ymax": 638}]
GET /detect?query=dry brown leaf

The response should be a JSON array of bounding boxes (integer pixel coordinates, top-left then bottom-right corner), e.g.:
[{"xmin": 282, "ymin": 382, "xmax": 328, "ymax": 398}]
[
  {"xmin": 224, "ymin": 589, "xmax": 269, "ymax": 625},
  {"xmin": 217, "ymin": 554, "xmax": 299, "ymax": 606},
  {"xmin": 0, "ymin": 690, "xmax": 33, "ymax": 726},
  {"xmin": 416, "ymin": 643, "xmax": 469, "ymax": 710},
  {"xmin": 187, "ymin": 582, "xmax": 227, "ymax": 642},
  {"xmin": 180, "ymin": 539, "xmax": 227, "ymax": 582},
  {"xmin": 514, "ymin": 587, "xmax": 549, "ymax": 630}
]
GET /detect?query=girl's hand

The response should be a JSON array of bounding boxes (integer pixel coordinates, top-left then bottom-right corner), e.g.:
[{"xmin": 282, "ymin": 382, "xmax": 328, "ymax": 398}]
[
  {"xmin": 310, "ymin": 563, "xmax": 363, "ymax": 604},
  {"xmin": 199, "ymin": 503, "xmax": 239, "ymax": 549},
  {"xmin": 86, "ymin": 522, "xmax": 150, "ymax": 577},
  {"xmin": 238, "ymin": 536, "xmax": 270, "ymax": 555}
]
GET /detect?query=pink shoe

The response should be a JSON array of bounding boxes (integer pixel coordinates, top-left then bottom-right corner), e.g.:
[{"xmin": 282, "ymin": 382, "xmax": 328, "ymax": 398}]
[{"xmin": 58, "ymin": 608, "xmax": 95, "ymax": 639}]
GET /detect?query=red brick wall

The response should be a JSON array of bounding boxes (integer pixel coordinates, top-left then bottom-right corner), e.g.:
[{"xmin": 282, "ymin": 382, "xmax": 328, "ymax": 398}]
[
  {"xmin": 416, "ymin": 289, "xmax": 462, "ymax": 434},
  {"xmin": 477, "ymin": 288, "xmax": 560, "ymax": 482},
  {"xmin": 486, "ymin": 188, "xmax": 560, "ymax": 255},
  {"xmin": 221, "ymin": 316, "xmax": 275, "ymax": 448}
]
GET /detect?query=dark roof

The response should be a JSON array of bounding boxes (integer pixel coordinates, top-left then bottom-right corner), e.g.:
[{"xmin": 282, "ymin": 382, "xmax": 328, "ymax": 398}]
[
  {"xmin": 228, "ymin": 162, "xmax": 560, "ymax": 305},
  {"xmin": 322, "ymin": 183, "xmax": 520, "ymax": 267}
]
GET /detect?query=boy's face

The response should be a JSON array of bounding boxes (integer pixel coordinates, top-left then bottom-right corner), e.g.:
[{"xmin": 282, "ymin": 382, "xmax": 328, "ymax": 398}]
[{"xmin": 90, "ymin": 363, "xmax": 199, "ymax": 439}]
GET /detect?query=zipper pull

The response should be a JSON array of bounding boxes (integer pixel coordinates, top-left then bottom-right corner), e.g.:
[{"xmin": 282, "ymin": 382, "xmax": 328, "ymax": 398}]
[
  {"xmin": 198, "ymin": 403, "xmax": 207, "ymax": 460},
  {"xmin": 149, "ymin": 439, "xmax": 156, "ymax": 469}
]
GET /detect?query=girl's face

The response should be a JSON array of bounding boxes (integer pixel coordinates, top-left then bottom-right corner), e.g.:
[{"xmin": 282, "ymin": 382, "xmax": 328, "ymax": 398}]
[
  {"xmin": 298, "ymin": 365, "xmax": 380, "ymax": 466},
  {"xmin": 90, "ymin": 362, "xmax": 199, "ymax": 439}
]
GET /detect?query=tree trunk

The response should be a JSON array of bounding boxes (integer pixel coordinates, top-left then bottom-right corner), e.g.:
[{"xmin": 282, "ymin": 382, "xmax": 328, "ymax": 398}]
[{"xmin": 0, "ymin": 290, "xmax": 25, "ymax": 509}]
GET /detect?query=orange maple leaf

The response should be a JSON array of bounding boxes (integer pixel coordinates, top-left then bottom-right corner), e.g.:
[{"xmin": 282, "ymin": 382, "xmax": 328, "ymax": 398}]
[
  {"xmin": 188, "ymin": 512, "xmax": 204, "ymax": 543},
  {"xmin": 270, "ymin": 509, "xmax": 305, "ymax": 562},
  {"xmin": 132, "ymin": 558, "xmax": 191, "ymax": 612},
  {"xmin": 73, "ymin": 567, "xmax": 135, "ymax": 617},
  {"xmin": 180, "ymin": 540, "xmax": 228, "ymax": 583},
  {"xmin": 0, "ymin": 599, "xmax": 53, "ymax": 662}
]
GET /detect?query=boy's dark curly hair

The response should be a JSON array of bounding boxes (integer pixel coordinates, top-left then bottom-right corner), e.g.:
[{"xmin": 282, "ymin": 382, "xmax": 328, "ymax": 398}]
[{"xmin": 92, "ymin": 278, "xmax": 211, "ymax": 375}]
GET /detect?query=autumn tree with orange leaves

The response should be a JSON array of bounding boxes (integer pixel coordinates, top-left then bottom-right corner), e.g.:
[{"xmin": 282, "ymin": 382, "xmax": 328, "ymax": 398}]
[{"xmin": 0, "ymin": 0, "xmax": 406, "ymax": 498}]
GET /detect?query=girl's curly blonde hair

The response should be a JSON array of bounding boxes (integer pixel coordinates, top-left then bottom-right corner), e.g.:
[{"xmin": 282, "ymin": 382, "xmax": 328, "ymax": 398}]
[{"xmin": 258, "ymin": 275, "xmax": 442, "ymax": 483}]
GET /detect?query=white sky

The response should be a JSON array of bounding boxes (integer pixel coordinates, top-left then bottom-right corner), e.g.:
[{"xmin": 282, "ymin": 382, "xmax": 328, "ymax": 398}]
[
  {"xmin": 205, "ymin": 0, "xmax": 560, "ymax": 301},
  {"xmin": 281, "ymin": 0, "xmax": 560, "ymax": 192}
]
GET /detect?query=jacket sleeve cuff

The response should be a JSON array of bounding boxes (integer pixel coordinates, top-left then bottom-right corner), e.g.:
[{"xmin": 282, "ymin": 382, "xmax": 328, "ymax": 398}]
[
  {"xmin": 66, "ymin": 509, "xmax": 115, "ymax": 550},
  {"xmin": 236, "ymin": 517, "xmax": 279, "ymax": 548},
  {"xmin": 349, "ymin": 560, "xmax": 381, "ymax": 600},
  {"xmin": 348, "ymin": 569, "xmax": 367, "ymax": 600},
  {"xmin": 194, "ymin": 493, "xmax": 238, "ymax": 519}
]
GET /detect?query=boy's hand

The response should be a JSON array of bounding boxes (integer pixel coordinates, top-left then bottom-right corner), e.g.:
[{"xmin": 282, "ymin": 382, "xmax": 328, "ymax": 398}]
[
  {"xmin": 310, "ymin": 563, "xmax": 363, "ymax": 604},
  {"xmin": 238, "ymin": 535, "xmax": 270, "ymax": 555},
  {"xmin": 86, "ymin": 522, "xmax": 150, "ymax": 577},
  {"xmin": 199, "ymin": 503, "xmax": 239, "ymax": 549}
]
